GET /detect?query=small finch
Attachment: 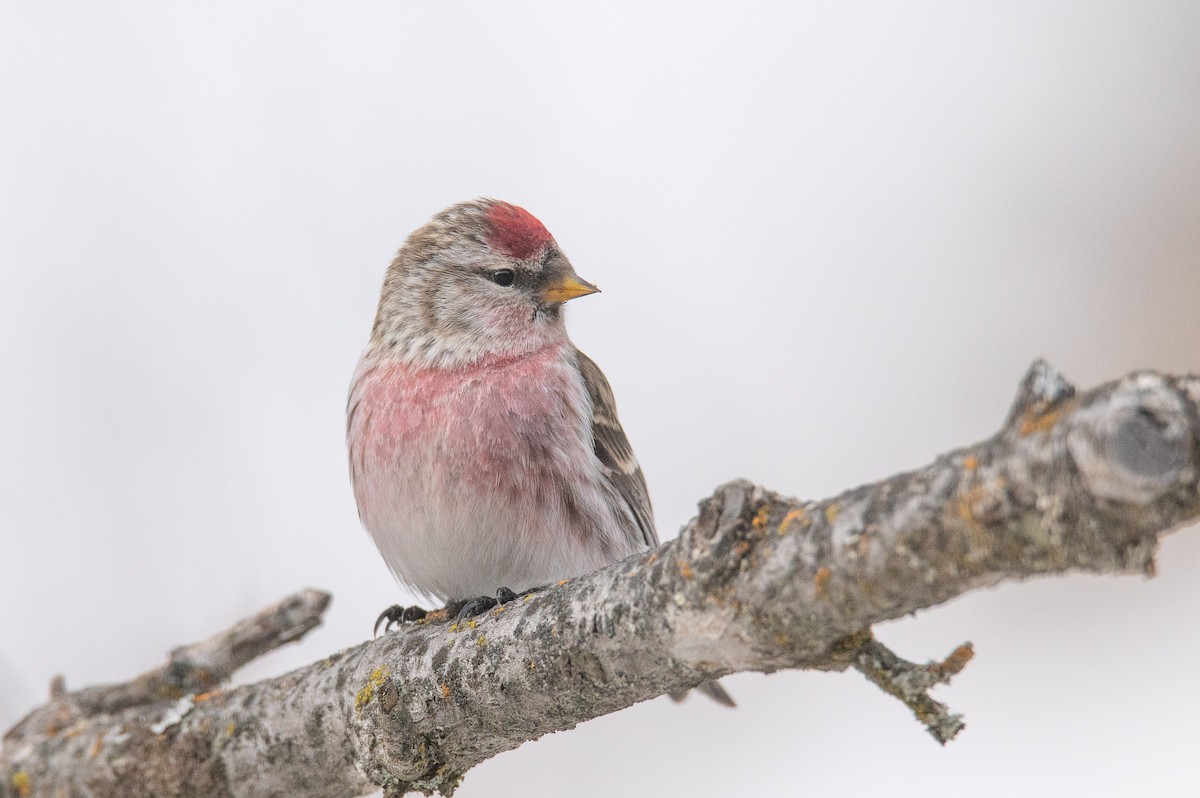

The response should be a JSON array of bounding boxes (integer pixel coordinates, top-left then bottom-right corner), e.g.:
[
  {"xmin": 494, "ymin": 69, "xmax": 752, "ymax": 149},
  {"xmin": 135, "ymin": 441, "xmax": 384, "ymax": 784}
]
[{"xmin": 347, "ymin": 199, "xmax": 731, "ymax": 706}]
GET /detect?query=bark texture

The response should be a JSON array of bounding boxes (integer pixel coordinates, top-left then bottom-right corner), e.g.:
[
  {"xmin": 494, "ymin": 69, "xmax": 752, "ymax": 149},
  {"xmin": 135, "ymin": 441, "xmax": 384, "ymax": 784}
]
[{"xmin": 4, "ymin": 362, "xmax": 1199, "ymax": 798}]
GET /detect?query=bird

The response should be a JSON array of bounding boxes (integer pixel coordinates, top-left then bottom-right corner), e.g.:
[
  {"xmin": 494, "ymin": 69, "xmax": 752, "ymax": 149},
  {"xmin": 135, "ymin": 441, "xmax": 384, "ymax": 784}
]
[{"xmin": 346, "ymin": 198, "xmax": 732, "ymax": 706}]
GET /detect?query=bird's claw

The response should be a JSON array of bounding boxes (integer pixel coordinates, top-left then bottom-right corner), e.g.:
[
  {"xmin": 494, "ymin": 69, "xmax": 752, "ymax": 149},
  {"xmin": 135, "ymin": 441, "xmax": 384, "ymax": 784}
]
[
  {"xmin": 454, "ymin": 587, "xmax": 521, "ymax": 623},
  {"xmin": 373, "ymin": 604, "xmax": 428, "ymax": 637}
]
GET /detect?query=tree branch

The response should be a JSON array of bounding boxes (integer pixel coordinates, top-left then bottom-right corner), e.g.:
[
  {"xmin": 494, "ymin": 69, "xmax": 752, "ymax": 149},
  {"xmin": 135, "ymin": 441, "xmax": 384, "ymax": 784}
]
[
  {"xmin": 4, "ymin": 362, "xmax": 1198, "ymax": 798},
  {"xmin": 69, "ymin": 588, "xmax": 332, "ymax": 717}
]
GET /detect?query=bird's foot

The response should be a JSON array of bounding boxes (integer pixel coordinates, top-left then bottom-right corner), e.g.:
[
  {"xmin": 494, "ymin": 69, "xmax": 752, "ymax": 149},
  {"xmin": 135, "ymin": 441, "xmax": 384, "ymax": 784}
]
[
  {"xmin": 373, "ymin": 604, "xmax": 428, "ymax": 637},
  {"xmin": 452, "ymin": 586, "xmax": 524, "ymax": 623}
]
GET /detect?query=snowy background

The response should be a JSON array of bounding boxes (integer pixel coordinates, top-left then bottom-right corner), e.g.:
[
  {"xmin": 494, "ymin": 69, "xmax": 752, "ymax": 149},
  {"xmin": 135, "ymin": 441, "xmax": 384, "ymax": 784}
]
[{"xmin": 2, "ymin": 2, "xmax": 1199, "ymax": 796}]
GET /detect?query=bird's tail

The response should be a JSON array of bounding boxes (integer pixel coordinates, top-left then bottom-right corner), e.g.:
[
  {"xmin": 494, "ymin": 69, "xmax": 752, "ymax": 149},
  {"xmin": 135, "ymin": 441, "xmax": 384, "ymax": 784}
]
[{"xmin": 668, "ymin": 679, "xmax": 735, "ymax": 708}]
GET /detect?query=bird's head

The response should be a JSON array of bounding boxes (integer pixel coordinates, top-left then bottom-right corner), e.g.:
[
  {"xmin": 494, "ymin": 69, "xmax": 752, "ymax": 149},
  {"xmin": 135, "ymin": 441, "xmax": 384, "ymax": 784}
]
[{"xmin": 371, "ymin": 198, "xmax": 599, "ymax": 367}]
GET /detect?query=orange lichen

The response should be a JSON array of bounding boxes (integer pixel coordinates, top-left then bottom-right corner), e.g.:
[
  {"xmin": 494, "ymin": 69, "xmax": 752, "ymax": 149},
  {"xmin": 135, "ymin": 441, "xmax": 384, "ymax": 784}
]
[
  {"xmin": 645, "ymin": 552, "xmax": 658, "ymax": 566},
  {"xmin": 677, "ymin": 559, "xmax": 695, "ymax": 580},
  {"xmin": 1018, "ymin": 400, "xmax": 1075, "ymax": 436},
  {"xmin": 956, "ymin": 485, "xmax": 983, "ymax": 524},
  {"xmin": 779, "ymin": 507, "xmax": 807, "ymax": 535},
  {"xmin": 732, "ymin": 540, "xmax": 751, "ymax": 558},
  {"xmin": 439, "ymin": 684, "xmax": 452, "ymax": 700},
  {"xmin": 194, "ymin": 689, "xmax": 223, "ymax": 703},
  {"xmin": 814, "ymin": 566, "xmax": 832, "ymax": 595},
  {"xmin": 957, "ymin": 477, "xmax": 1007, "ymax": 526},
  {"xmin": 932, "ymin": 642, "xmax": 975, "ymax": 678},
  {"xmin": 963, "ymin": 455, "xmax": 978, "ymax": 470},
  {"xmin": 752, "ymin": 505, "xmax": 771, "ymax": 529}
]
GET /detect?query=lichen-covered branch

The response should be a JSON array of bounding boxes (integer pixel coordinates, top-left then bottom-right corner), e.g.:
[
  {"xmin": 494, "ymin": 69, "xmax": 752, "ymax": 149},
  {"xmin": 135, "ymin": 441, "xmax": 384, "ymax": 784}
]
[
  {"xmin": 2, "ymin": 589, "xmax": 335, "ymax": 798},
  {"xmin": 4, "ymin": 362, "xmax": 1199, "ymax": 798},
  {"xmin": 70, "ymin": 588, "xmax": 332, "ymax": 717},
  {"xmin": 818, "ymin": 631, "xmax": 973, "ymax": 744}
]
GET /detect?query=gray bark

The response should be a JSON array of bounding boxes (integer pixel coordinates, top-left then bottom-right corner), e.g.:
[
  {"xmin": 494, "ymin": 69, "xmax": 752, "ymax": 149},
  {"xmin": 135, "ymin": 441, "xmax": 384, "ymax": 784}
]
[{"xmin": 4, "ymin": 361, "xmax": 1198, "ymax": 798}]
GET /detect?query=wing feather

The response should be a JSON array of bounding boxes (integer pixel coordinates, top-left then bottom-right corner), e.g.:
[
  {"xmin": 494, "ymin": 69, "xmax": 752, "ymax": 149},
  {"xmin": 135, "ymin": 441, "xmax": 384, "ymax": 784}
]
[{"xmin": 573, "ymin": 348, "xmax": 658, "ymax": 549}]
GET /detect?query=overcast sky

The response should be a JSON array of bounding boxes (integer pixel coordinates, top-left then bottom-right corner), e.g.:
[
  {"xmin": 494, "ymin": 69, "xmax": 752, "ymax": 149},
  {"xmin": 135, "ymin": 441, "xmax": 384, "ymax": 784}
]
[{"xmin": 2, "ymin": 2, "xmax": 1199, "ymax": 796}]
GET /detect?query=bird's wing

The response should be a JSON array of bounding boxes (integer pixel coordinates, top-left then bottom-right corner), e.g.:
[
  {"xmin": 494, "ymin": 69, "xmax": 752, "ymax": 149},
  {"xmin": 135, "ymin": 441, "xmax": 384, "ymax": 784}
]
[{"xmin": 573, "ymin": 348, "xmax": 659, "ymax": 549}]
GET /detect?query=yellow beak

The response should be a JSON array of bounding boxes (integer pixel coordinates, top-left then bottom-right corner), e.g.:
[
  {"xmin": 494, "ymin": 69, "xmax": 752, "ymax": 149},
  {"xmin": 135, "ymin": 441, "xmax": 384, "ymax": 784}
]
[{"xmin": 540, "ymin": 273, "xmax": 600, "ymax": 304}]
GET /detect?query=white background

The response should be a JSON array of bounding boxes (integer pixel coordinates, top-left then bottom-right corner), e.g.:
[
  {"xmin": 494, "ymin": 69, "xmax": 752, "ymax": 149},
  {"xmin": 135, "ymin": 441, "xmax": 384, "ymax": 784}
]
[{"xmin": 2, "ymin": 2, "xmax": 1199, "ymax": 796}]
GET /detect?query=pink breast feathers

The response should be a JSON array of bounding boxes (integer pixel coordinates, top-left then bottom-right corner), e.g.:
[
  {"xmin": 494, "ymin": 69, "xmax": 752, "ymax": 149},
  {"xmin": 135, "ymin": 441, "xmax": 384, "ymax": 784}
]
[
  {"xmin": 485, "ymin": 202, "xmax": 554, "ymax": 261},
  {"xmin": 348, "ymin": 345, "xmax": 586, "ymax": 496}
]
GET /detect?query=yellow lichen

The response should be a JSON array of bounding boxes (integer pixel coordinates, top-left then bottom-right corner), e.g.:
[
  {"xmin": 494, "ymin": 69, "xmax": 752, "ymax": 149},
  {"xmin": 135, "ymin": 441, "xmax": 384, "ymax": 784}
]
[
  {"xmin": 752, "ymin": 505, "xmax": 770, "ymax": 529},
  {"xmin": 226, "ymin": 723, "xmax": 236, "ymax": 736},
  {"xmin": 476, "ymin": 635, "xmax": 488, "ymax": 648},
  {"xmin": 557, "ymin": 579, "xmax": 569, "ymax": 586},
  {"xmin": 355, "ymin": 665, "xmax": 391, "ymax": 712},
  {"xmin": 11, "ymin": 772, "xmax": 31, "ymax": 798},
  {"xmin": 824, "ymin": 504, "xmax": 840, "ymax": 523}
]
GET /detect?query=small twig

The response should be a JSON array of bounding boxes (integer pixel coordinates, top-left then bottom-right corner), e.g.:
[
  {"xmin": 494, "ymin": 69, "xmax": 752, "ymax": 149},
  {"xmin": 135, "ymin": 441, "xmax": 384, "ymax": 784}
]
[
  {"xmin": 67, "ymin": 588, "xmax": 331, "ymax": 715},
  {"xmin": 850, "ymin": 634, "xmax": 973, "ymax": 744}
]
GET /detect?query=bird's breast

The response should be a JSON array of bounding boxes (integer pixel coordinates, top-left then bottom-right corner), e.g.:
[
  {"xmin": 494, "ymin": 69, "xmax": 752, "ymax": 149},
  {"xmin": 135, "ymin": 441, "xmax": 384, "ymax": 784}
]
[{"xmin": 348, "ymin": 345, "xmax": 585, "ymax": 487}]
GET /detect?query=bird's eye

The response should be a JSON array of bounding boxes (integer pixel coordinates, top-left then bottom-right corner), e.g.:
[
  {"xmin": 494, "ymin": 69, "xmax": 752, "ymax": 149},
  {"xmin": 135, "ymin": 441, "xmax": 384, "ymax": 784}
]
[{"xmin": 491, "ymin": 269, "xmax": 515, "ymax": 287}]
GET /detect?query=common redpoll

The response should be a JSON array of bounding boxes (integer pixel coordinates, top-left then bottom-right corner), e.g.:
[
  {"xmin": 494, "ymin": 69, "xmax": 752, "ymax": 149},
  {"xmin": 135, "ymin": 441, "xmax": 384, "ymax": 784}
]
[{"xmin": 347, "ymin": 199, "xmax": 731, "ymax": 706}]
